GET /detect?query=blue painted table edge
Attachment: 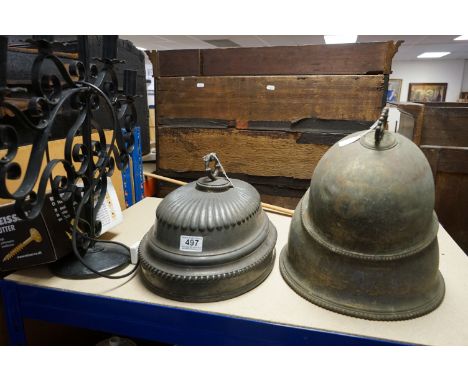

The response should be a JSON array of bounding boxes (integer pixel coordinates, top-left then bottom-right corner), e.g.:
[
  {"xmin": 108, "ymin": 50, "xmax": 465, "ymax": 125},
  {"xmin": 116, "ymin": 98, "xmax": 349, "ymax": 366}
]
[{"xmin": 0, "ymin": 278, "xmax": 405, "ymax": 346}]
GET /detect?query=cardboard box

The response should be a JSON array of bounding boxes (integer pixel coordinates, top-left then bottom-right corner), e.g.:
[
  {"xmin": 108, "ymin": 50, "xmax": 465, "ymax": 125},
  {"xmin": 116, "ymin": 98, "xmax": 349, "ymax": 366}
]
[{"xmin": 0, "ymin": 194, "xmax": 73, "ymax": 272}]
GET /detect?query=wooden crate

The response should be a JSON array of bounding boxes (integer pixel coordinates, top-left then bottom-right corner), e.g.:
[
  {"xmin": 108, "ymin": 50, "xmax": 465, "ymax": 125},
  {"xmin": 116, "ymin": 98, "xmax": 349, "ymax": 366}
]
[
  {"xmin": 398, "ymin": 102, "xmax": 468, "ymax": 146},
  {"xmin": 157, "ymin": 75, "xmax": 386, "ymax": 123},
  {"xmin": 152, "ymin": 42, "xmax": 400, "ymax": 208},
  {"xmin": 151, "ymin": 41, "xmax": 400, "ymax": 77},
  {"xmin": 396, "ymin": 102, "xmax": 468, "ymax": 254},
  {"xmin": 159, "ymin": 126, "xmax": 347, "ymax": 180}
]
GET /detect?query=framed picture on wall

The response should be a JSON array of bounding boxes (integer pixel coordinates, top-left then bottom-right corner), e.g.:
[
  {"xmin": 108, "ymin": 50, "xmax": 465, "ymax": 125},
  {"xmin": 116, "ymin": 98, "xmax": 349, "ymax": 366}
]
[
  {"xmin": 387, "ymin": 79, "xmax": 402, "ymax": 102},
  {"xmin": 459, "ymin": 92, "xmax": 468, "ymax": 103},
  {"xmin": 408, "ymin": 83, "xmax": 447, "ymax": 102}
]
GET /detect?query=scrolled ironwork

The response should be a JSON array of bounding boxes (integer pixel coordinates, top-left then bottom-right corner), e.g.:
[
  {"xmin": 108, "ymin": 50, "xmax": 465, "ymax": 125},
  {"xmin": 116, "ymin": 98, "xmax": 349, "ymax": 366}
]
[{"xmin": 0, "ymin": 35, "xmax": 137, "ymax": 251}]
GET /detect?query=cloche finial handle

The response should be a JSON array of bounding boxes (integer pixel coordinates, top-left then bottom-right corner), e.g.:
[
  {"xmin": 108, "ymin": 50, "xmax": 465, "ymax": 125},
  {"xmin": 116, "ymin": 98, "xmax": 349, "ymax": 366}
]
[
  {"xmin": 202, "ymin": 153, "xmax": 234, "ymax": 188},
  {"xmin": 375, "ymin": 107, "xmax": 389, "ymax": 144}
]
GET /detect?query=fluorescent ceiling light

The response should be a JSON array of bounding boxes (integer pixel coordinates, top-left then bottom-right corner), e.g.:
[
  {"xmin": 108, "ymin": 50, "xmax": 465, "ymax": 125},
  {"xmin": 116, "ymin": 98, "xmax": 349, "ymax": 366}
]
[
  {"xmin": 136, "ymin": 46, "xmax": 147, "ymax": 51},
  {"xmin": 324, "ymin": 35, "xmax": 357, "ymax": 44},
  {"xmin": 454, "ymin": 35, "xmax": 468, "ymax": 40},
  {"xmin": 417, "ymin": 52, "xmax": 451, "ymax": 58}
]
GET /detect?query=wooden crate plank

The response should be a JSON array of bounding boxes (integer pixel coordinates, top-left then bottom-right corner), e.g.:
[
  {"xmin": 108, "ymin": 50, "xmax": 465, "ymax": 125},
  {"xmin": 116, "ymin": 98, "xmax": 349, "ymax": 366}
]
[
  {"xmin": 421, "ymin": 106, "xmax": 468, "ymax": 147},
  {"xmin": 156, "ymin": 49, "xmax": 201, "ymax": 77},
  {"xmin": 260, "ymin": 194, "xmax": 301, "ymax": 210},
  {"xmin": 201, "ymin": 41, "xmax": 399, "ymax": 76},
  {"xmin": 434, "ymin": 172, "xmax": 468, "ymax": 254},
  {"xmin": 421, "ymin": 146, "xmax": 440, "ymax": 178},
  {"xmin": 157, "ymin": 126, "xmax": 332, "ymax": 180},
  {"xmin": 158, "ymin": 117, "xmax": 370, "ymax": 145},
  {"xmin": 422, "ymin": 146, "xmax": 468, "ymax": 175},
  {"xmin": 156, "ymin": 181, "xmax": 302, "ymax": 210},
  {"xmin": 157, "ymin": 75, "xmax": 386, "ymax": 122},
  {"xmin": 156, "ymin": 168, "xmax": 311, "ymax": 192},
  {"xmin": 397, "ymin": 103, "xmax": 468, "ymax": 147},
  {"xmin": 396, "ymin": 110, "xmax": 416, "ymax": 141},
  {"xmin": 395, "ymin": 102, "xmax": 425, "ymax": 144},
  {"xmin": 437, "ymin": 148, "xmax": 468, "ymax": 175}
]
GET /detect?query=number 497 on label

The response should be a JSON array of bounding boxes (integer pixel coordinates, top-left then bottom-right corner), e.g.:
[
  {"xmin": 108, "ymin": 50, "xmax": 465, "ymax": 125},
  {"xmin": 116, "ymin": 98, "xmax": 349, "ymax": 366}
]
[{"xmin": 180, "ymin": 235, "xmax": 203, "ymax": 252}]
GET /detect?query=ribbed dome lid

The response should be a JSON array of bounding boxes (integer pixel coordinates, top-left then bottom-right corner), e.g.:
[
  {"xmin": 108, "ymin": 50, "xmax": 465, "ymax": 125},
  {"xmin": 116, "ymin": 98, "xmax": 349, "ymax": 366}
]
[
  {"xmin": 156, "ymin": 176, "xmax": 260, "ymax": 232},
  {"xmin": 139, "ymin": 153, "xmax": 277, "ymax": 302},
  {"xmin": 152, "ymin": 176, "xmax": 267, "ymax": 259}
]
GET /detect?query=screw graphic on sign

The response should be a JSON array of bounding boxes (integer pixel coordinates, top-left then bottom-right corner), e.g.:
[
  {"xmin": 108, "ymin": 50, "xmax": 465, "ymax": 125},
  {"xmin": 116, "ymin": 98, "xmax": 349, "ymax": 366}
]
[{"xmin": 2, "ymin": 228, "xmax": 43, "ymax": 262}]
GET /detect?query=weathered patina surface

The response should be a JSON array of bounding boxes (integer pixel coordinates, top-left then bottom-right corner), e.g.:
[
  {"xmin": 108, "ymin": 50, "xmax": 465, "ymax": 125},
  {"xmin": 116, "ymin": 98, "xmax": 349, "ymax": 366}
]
[{"xmin": 280, "ymin": 120, "xmax": 445, "ymax": 321}]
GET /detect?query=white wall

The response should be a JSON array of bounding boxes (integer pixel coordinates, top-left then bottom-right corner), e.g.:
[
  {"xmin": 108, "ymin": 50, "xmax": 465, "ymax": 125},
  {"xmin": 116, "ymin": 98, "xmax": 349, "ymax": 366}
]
[
  {"xmin": 144, "ymin": 54, "xmax": 155, "ymax": 107},
  {"xmin": 462, "ymin": 60, "xmax": 468, "ymax": 92},
  {"xmin": 391, "ymin": 59, "xmax": 466, "ymax": 102}
]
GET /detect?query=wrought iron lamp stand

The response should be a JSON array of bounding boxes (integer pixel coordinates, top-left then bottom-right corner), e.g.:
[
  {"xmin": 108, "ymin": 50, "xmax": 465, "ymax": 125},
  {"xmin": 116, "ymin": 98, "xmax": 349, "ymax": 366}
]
[{"xmin": 0, "ymin": 35, "xmax": 138, "ymax": 279}]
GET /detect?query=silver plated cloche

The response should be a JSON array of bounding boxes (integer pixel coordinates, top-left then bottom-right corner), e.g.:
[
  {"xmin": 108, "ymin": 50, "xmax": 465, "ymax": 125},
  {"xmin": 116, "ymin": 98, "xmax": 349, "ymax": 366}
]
[{"xmin": 139, "ymin": 153, "xmax": 277, "ymax": 302}]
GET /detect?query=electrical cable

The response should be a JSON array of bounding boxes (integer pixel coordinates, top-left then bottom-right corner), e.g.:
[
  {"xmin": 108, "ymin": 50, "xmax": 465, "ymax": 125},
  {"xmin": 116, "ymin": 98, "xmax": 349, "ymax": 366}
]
[{"xmin": 70, "ymin": 180, "xmax": 139, "ymax": 279}]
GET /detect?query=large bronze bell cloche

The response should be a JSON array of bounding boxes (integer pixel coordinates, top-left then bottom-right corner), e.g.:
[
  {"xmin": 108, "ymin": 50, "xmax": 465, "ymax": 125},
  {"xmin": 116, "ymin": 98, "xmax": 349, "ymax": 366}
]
[
  {"xmin": 280, "ymin": 108, "xmax": 445, "ymax": 321},
  {"xmin": 139, "ymin": 153, "xmax": 277, "ymax": 302}
]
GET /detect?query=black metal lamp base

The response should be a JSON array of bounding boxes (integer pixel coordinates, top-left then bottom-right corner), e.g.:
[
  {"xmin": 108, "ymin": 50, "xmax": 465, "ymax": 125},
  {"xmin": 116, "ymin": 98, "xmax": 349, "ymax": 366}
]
[{"xmin": 50, "ymin": 242, "xmax": 130, "ymax": 279}]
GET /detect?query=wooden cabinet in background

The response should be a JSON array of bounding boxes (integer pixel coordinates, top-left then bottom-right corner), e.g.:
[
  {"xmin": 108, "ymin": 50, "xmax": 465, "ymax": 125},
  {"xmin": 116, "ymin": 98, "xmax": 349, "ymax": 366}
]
[{"xmin": 396, "ymin": 102, "xmax": 468, "ymax": 254}]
